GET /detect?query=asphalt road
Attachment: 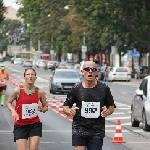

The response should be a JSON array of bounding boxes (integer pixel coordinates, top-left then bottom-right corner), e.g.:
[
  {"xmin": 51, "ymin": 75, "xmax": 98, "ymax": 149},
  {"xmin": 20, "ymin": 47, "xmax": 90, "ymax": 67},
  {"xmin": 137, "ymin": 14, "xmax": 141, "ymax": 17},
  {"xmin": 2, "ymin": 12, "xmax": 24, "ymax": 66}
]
[{"xmin": 0, "ymin": 61, "xmax": 131, "ymax": 150}]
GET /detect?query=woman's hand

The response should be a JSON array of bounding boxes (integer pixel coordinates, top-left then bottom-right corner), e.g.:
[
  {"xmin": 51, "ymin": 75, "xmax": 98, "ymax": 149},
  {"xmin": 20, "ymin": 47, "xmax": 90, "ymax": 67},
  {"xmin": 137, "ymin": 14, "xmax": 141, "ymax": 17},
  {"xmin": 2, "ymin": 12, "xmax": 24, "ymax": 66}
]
[
  {"xmin": 38, "ymin": 106, "xmax": 48, "ymax": 113},
  {"xmin": 12, "ymin": 111, "xmax": 19, "ymax": 122}
]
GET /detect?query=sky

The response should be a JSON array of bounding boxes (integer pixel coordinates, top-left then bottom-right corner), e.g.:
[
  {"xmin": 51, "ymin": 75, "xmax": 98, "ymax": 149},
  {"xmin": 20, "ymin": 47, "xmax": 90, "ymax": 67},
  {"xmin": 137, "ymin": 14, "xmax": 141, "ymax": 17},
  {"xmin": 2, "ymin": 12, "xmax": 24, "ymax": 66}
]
[{"xmin": 3, "ymin": 0, "xmax": 20, "ymax": 10}]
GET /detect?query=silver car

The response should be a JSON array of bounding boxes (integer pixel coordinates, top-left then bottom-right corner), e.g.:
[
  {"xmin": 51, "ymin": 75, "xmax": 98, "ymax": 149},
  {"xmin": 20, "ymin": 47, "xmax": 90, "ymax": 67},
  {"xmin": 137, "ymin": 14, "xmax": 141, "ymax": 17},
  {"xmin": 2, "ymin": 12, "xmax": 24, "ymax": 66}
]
[
  {"xmin": 131, "ymin": 76, "xmax": 150, "ymax": 131},
  {"xmin": 49, "ymin": 69, "xmax": 81, "ymax": 94},
  {"xmin": 22, "ymin": 60, "xmax": 32, "ymax": 67}
]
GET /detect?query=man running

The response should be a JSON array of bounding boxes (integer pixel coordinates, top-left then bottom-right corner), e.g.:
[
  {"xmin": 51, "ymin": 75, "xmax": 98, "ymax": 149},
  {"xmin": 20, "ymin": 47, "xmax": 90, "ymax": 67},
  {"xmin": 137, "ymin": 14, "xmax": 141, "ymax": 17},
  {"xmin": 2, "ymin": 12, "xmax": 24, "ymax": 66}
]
[
  {"xmin": 63, "ymin": 61, "xmax": 115, "ymax": 150},
  {"xmin": 0, "ymin": 66, "xmax": 9, "ymax": 106}
]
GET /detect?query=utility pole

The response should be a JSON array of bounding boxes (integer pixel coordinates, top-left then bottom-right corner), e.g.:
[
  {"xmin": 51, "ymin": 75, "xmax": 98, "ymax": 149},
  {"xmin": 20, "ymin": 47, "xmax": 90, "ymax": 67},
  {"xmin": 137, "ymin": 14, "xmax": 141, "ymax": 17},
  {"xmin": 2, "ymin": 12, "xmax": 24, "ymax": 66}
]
[{"xmin": 14, "ymin": 33, "xmax": 16, "ymax": 59}]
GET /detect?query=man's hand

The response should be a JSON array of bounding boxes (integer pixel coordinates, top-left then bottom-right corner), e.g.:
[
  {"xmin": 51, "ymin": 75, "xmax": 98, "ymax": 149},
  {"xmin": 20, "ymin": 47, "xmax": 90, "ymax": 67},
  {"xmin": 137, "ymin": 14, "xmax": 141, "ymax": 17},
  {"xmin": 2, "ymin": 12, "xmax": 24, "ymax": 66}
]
[
  {"xmin": 68, "ymin": 107, "xmax": 79, "ymax": 116},
  {"xmin": 101, "ymin": 106, "xmax": 110, "ymax": 118}
]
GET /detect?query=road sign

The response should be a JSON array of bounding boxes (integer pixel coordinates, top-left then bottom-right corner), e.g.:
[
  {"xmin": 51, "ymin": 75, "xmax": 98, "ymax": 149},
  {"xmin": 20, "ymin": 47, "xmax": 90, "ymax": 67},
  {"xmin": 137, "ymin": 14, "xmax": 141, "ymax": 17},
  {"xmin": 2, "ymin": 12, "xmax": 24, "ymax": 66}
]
[
  {"xmin": 127, "ymin": 50, "xmax": 133, "ymax": 56},
  {"xmin": 82, "ymin": 45, "xmax": 87, "ymax": 52},
  {"xmin": 133, "ymin": 51, "xmax": 140, "ymax": 58}
]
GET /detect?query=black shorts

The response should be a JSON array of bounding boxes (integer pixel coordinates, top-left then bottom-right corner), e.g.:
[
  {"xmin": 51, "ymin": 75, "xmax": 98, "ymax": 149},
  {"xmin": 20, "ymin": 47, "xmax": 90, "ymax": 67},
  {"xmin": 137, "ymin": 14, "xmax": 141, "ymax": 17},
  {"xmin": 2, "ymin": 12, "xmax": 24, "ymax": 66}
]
[
  {"xmin": 0, "ymin": 85, "xmax": 7, "ymax": 92},
  {"xmin": 13, "ymin": 122, "xmax": 42, "ymax": 142},
  {"xmin": 72, "ymin": 134, "xmax": 103, "ymax": 150}
]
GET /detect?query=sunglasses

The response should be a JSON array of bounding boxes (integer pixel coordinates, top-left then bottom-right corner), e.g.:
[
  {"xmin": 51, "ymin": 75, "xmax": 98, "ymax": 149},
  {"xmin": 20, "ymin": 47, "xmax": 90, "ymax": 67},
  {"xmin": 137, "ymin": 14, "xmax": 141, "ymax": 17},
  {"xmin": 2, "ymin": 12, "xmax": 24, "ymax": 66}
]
[{"xmin": 83, "ymin": 67, "xmax": 97, "ymax": 72}]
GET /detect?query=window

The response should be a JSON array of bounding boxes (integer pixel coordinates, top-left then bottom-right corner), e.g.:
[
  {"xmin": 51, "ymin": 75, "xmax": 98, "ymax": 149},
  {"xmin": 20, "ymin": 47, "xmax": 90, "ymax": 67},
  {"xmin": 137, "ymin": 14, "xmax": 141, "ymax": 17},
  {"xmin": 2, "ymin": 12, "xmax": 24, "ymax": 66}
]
[{"xmin": 116, "ymin": 68, "xmax": 128, "ymax": 72}]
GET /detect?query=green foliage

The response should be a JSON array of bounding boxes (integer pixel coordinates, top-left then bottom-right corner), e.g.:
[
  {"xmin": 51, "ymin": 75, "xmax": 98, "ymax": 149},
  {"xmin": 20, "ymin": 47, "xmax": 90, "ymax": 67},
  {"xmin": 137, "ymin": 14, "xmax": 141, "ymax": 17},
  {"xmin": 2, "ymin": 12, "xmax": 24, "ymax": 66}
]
[
  {"xmin": 15, "ymin": 0, "xmax": 150, "ymax": 57},
  {"xmin": 0, "ymin": 0, "xmax": 5, "ymax": 23}
]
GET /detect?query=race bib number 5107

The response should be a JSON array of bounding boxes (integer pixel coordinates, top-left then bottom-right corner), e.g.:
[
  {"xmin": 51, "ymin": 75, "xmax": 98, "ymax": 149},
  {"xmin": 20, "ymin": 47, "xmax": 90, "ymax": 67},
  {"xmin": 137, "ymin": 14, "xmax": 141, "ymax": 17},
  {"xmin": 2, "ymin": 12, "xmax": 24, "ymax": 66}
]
[
  {"xmin": 22, "ymin": 103, "xmax": 38, "ymax": 119},
  {"xmin": 81, "ymin": 101, "xmax": 100, "ymax": 118}
]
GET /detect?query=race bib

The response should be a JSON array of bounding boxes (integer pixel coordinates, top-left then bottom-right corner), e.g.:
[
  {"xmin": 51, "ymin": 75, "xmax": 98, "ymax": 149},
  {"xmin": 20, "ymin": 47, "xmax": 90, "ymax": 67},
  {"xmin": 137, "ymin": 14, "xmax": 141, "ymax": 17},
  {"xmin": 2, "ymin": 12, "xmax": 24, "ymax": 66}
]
[
  {"xmin": 81, "ymin": 101, "xmax": 100, "ymax": 118},
  {"xmin": 22, "ymin": 103, "xmax": 38, "ymax": 119},
  {"xmin": 0, "ymin": 79, "xmax": 6, "ymax": 84}
]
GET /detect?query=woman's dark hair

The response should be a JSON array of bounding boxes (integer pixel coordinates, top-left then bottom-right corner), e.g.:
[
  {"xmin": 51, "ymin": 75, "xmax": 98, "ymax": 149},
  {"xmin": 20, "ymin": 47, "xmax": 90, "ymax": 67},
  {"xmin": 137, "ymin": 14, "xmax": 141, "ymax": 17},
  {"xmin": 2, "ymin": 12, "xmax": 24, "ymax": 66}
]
[{"xmin": 24, "ymin": 68, "xmax": 36, "ymax": 77}]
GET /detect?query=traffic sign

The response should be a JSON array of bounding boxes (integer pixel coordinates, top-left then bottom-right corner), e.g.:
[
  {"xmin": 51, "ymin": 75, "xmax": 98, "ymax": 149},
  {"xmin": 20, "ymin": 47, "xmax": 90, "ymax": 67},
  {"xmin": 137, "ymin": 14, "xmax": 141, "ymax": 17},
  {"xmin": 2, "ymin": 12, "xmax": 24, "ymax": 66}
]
[
  {"xmin": 127, "ymin": 50, "xmax": 133, "ymax": 56},
  {"xmin": 133, "ymin": 51, "xmax": 140, "ymax": 58},
  {"xmin": 82, "ymin": 45, "xmax": 87, "ymax": 52}
]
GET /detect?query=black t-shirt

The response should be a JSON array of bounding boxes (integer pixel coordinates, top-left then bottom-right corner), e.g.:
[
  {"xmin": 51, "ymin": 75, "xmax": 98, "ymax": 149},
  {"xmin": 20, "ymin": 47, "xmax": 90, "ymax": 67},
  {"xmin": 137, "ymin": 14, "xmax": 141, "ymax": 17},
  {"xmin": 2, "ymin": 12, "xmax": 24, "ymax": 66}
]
[{"xmin": 63, "ymin": 81, "xmax": 114, "ymax": 138}]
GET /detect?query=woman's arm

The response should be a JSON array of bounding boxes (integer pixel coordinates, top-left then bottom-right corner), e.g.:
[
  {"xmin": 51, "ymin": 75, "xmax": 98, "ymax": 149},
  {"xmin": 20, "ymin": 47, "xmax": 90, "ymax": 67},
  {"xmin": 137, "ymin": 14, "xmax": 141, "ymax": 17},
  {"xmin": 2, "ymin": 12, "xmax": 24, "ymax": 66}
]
[
  {"xmin": 6, "ymin": 87, "xmax": 20, "ymax": 121},
  {"xmin": 38, "ymin": 88, "xmax": 48, "ymax": 113}
]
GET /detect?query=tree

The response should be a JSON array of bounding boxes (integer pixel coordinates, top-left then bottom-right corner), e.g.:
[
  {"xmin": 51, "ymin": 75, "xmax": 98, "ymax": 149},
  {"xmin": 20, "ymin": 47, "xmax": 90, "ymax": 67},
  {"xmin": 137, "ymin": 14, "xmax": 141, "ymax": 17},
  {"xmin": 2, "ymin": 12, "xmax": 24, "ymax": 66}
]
[{"xmin": 0, "ymin": 0, "xmax": 5, "ymax": 23}]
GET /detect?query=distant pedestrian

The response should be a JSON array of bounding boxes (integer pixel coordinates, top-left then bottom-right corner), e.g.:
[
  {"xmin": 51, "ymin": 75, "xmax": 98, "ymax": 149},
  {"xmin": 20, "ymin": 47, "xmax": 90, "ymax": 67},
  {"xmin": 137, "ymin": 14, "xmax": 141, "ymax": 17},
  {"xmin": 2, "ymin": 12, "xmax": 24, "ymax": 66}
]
[
  {"xmin": 63, "ymin": 61, "xmax": 115, "ymax": 150},
  {"xmin": 0, "ymin": 66, "xmax": 9, "ymax": 106},
  {"xmin": 6, "ymin": 68, "xmax": 48, "ymax": 150}
]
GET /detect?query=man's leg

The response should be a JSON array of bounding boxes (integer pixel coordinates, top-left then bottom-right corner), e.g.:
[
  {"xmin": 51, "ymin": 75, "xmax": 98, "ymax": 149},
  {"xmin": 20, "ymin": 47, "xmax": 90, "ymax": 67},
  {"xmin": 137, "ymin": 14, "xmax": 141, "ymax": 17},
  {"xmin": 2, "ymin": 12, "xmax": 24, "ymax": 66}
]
[
  {"xmin": 0, "ymin": 89, "xmax": 6, "ymax": 106},
  {"xmin": 16, "ymin": 139, "xmax": 28, "ymax": 150},
  {"xmin": 73, "ymin": 135, "xmax": 87, "ymax": 150},
  {"xmin": 87, "ymin": 137, "xmax": 103, "ymax": 150},
  {"xmin": 1, "ymin": 94, "xmax": 5, "ymax": 106},
  {"xmin": 74, "ymin": 146, "xmax": 86, "ymax": 150},
  {"xmin": 29, "ymin": 136, "xmax": 41, "ymax": 150}
]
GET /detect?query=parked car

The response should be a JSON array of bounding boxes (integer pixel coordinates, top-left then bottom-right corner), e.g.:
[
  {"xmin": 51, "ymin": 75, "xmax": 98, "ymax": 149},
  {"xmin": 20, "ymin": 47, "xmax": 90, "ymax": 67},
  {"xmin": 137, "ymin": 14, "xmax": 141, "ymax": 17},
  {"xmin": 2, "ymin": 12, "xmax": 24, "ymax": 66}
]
[
  {"xmin": 32, "ymin": 59, "xmax": 38, "ymax": 66},
  {"xmin": 74, "ymin": 64, "xmax": 80, "ymax": 71},
  {"xmin": 65, "ymin": 63, "xmax": 74, "ymax": 69},
  {"xmin": 104, "ymin": 66, "xmax": 112, "ymax": 81},
  {"xmin": 98, "ymin": 66, "xmax": 108, "ymax": 80},
  {"xmin": 14, "ymin": 58, "xmax": 22, "ymax": 65},
  {"xmin": 49, "ymin": 69, "xmax": 81, "ymax": 94},
  {"xmin": 131, "ymin": 76, "xmax": 150, "ymax": 131},
  {"xmin": 107, "ymin": 67, "xmax": 131, "ymax": 82},
  {"xmin": 131, "ymin": 66, "xmax": 148, "ymax": 79},
  {"xmin": 58, "ymin": 61, "xmax": 67, "ymax": 69},
  {"xmin": 37, "ymin": 60, "xmax": 47, "ymax": 69},
  {"xmin": 47, "ymin": 61, "xmax": 57, "ymax": 70},
  {"xmin": 11, "ymin": 57, "xmax": 14, "ymax": 64},
  {"xmin": 22, "ymin": 60, "xmax": 33, "ymax": 67},
  {"xmin": 0, "ymin": 57, "xmax": 4, "ymax": 62}
]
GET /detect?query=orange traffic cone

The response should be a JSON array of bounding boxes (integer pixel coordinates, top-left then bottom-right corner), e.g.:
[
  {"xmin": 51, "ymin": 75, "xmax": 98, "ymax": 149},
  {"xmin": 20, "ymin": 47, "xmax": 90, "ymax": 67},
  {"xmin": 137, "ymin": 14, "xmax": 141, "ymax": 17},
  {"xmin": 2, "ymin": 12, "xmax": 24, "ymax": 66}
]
[
  {"xmin": 112, "ymin": 119, "xmax": 125, "ymax": 143},
  {"xmin": 66, "ymin": 114, "xmax": 73, "ymax": 120},
  {"xmin": 58, "ymin": 100, "xmax": 64, "ymax": 114},
  {"xmin": 51, "ymin": 96, "xmax": 57, "ymax": 109}
]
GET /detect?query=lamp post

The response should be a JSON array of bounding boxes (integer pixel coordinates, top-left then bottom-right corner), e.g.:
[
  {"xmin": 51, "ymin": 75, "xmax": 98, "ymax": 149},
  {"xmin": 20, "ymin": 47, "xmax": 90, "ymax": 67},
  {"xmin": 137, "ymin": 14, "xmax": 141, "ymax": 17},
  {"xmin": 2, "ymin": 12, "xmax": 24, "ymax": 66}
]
[{"xmin": 47, "ymin": 13, "xmax": 54, "ymax": 60}]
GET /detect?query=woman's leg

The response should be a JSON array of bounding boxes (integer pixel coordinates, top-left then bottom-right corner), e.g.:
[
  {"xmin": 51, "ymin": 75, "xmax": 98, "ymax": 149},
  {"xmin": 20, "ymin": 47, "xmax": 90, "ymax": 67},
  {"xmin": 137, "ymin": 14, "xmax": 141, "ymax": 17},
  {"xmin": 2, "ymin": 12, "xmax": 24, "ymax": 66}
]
[
  {"xmin": 16, "ymin": 139, "xmax": 28, "ymax": 150},
  {"xmin": 29, "ymin": 136, "xmax": 41, "ymax": 150}
]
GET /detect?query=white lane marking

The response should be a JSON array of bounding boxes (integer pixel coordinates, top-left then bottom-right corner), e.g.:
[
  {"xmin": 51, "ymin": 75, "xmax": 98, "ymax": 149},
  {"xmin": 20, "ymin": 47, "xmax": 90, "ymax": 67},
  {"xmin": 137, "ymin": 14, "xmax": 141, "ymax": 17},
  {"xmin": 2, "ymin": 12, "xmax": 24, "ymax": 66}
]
[
  {"xmin": 113, "ymin": 112, "xmax": 126, "ymax": 115},
  {"xmin": 40, "ymin": 142, "xmax": 55, "ymax": 143},
  {"xmin": 105, "ymin": 125, "xmax": 116, "ymax": 127},
  {"xmin": 122, "ymin": 122, "xmax": 131, "ymax": 125},
  {"xmin": 42, "ymin": 130, "xmax": 71, "ymax": 132},
  {"xmin": 127, "ymin": 142, "xmax": 150, "ymax": 143},
  {"xmin": 121, "ymin": 92, "xmax": 127, "ymax": 94},
  {"xmin": 117, "ymin": 108, "xmax": 130, "ymax": 109}
]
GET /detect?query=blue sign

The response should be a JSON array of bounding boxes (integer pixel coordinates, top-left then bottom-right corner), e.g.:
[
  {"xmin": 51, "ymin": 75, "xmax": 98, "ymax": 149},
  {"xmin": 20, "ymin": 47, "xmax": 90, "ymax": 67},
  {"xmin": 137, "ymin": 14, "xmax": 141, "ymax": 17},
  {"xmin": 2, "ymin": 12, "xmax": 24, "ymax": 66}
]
[
  {"xmin": 127, "ymin": 50, "xmax": 133, "ymax": 56},
  {"xmin": 133, "ymin": 51, "xmax": 140, "ymax": 58}
]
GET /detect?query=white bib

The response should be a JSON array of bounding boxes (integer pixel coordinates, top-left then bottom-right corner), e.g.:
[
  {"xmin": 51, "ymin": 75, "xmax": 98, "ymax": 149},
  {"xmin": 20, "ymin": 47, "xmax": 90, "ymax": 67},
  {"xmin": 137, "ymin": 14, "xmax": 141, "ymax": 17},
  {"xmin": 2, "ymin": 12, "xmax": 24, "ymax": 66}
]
[
  {"xmin": 81, "ymin": 101, "xmax": 100, "ymax": 118},
  {"xmin": 22, "ymin": 103, "xmax": 38, "ymax": 119},
  {"xmin": 0, "ymin": 79, "xmax": 6, "ymax": 84}
]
